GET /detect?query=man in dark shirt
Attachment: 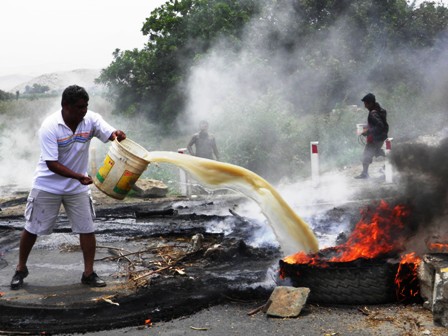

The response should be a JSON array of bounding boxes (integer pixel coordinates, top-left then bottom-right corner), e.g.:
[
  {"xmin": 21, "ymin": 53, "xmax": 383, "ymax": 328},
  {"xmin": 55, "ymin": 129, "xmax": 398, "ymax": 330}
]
[
  {"xmin": 187, "ymin": 120, "xmax": 219, "ymax": 160},
  {"xmin": 355, "ymin": 93, "xmax": 389, "ymax": 179}
]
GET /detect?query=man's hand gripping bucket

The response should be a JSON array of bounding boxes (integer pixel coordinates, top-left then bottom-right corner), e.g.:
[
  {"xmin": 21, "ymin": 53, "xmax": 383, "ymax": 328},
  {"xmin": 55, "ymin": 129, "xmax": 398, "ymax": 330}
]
[
  {"xmin": 356, "ymin": 123, "xmax": 367, "ymax": 135},
  {"xmin": 93, "ymin": 138, "xmax": 150, "ymax": 200}
]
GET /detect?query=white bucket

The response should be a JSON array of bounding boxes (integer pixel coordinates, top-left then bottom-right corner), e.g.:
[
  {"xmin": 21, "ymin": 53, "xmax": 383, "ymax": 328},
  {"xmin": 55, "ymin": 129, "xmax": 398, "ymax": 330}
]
[
  {"xmin": 93, "ymin": 138, "xmax": 150, "ymax": 200},
  {"xmin": 356, "ymin": 123, "xmax": 367, "ymax": 135}
]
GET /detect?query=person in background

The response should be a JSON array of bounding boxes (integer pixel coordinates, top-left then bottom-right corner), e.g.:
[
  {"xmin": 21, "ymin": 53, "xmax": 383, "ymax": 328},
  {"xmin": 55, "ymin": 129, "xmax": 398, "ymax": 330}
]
[
  {"xmin": 10, "ymin": 85, "xmax": 126, "ymax": 290},
  {"xmin": 355, "ymin": 93, "xmax": 389, "ymax": 179},
  {"xmin": 187, "ymin": 120, "xmax": 220, "ymax": 160}
]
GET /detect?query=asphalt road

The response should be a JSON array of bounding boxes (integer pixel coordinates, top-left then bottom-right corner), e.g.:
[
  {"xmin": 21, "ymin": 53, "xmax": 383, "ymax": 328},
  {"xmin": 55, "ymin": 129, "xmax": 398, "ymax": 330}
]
[
  {"xmin": 64, "ymin": 301, "xmax": 445, "ymax": 336},
  {"xmin": 2, "ymin": 160, "xmax": 446, "ymax": 336}
]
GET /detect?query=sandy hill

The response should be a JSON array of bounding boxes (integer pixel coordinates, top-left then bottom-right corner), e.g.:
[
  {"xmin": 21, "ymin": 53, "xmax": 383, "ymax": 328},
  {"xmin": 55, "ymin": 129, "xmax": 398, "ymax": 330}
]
[{"xmin": 10, "ymin": 69, "xmax": 103, "ymax": 94}]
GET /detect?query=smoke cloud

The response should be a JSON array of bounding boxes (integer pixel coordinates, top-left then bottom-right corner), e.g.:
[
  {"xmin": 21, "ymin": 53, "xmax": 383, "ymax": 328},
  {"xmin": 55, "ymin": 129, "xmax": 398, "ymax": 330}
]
[
  {"xmin": 179, "ymin": 1, "xmax": 448, "ymax": 181},
  {"xmin": 176, "ymin": 1, "xmax": 448, "ymax": 252},
  {"xmin": 0, "ymin": 118, "xmax": 39, "ymax": 192},
  {"xmin": 0, "ymin": 99, "xmax": 59, "ymax": 194},
  {"xmin": 391, "ymin": 134, "xmax": 448, "ymax": 239}
]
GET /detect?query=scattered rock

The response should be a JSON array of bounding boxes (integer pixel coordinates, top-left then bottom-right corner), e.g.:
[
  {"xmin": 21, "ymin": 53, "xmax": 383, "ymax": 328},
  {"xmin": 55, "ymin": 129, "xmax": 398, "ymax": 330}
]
[
  {"xmin": 132, "ymin": 179, "xmax": 168, "ymax": 198},
  {"xmin": 204, "ymin": 239, "xmax": 249, "ymax": 261},
  {"xmin": 266, "ymin": 286, "xmax": 310, "ymax": 318},
  {"xmin": 189, "ymin": 233, "xmax": 204, "ymax": 252}
]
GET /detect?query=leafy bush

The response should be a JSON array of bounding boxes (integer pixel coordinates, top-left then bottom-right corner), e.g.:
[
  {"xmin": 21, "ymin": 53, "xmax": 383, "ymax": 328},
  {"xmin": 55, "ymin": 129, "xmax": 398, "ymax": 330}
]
[{"xmin": 0, "ymin": 89, "xmax": 14, "ymax": 100}]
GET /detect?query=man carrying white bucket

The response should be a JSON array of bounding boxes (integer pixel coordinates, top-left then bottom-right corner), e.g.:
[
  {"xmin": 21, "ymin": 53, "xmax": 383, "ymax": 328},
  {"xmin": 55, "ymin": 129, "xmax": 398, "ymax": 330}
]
[
  {"xmin": 355, "ymin": 93, "xmax": 389, "ymax": 179},
  {"xmin": 10, "ymin": 85, "xmax": 126, "ymax": 290}
]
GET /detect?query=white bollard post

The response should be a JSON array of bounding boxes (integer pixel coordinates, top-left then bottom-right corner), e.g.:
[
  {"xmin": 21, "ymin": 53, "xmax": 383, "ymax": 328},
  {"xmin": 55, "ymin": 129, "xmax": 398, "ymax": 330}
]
[
  {"xmin": 384, "ymin": 138, "xmax": 393, "ymax": 183},
  {"xmin": 177, "ymin": 148, "xmax": 191, "ymax": 197},
  {"xmin": 310, "ymin": 141, "xmax": 320, "ymax": 187}
]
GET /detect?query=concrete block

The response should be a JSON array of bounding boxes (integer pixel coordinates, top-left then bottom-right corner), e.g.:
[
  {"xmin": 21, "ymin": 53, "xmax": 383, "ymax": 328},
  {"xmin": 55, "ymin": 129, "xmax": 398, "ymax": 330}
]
[
  {"xmin": 266, "ymin": 286, "xmax": 310, "ymax": 318},
  {"xmin": 132, "ymin": 178, "xmax": 168, "ymax": 198},
  {"xmin": 419, "ymin": 254, "xmax": 448, "ymax": 327}
]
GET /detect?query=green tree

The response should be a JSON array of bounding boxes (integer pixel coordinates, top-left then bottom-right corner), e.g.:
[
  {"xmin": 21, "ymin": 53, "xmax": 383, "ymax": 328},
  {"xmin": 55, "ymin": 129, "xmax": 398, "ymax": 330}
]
[
  {"xmin": 24, "ymin": 84, "xmax": 51, "ymax": 95},
  {"xmin": 0, "ymin": 89, "xmax": 14, "ymax": 100},
  {"xmin": 96, "ymin": 0, "xmax": 448, "ymax": 180},
  {"xmin": 98, "ymin": 0, "xmax": 448, "ymax": 126},
  {"xmin": 261, "ymin": 0, "xmax": 448, "ymax": 111},
  {"xmin": 97, "ymin": 0, "xmax": 260, "ymax": 129}
]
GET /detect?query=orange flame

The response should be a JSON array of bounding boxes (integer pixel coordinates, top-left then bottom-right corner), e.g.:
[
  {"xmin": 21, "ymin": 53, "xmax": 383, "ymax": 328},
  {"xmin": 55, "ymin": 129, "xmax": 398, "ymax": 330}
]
[
  {"xmin": 428, "ymin": 243, "xmax": 448, "ymax": 253},
  {"xmin": 395, "ymin": 252, "xmax": 421, "ymax": 302},
  {"xmin": 281, "ymin": 201, "xmax": 425, "ymax": 302},
  {"xmin": 284, "ymin": 200, "xmax": 409, "ymax": 265}
]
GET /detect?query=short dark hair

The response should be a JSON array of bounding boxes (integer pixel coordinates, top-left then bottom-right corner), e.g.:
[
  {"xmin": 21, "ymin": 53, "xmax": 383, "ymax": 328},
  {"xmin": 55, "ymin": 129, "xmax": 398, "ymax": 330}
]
[
  {"xmin": 361, "ymin": 93, "xmax": 376, "ymax": 103},
  {"xmin": 61, "ymin": 85, "xmax": 89, "ymax": 106}
]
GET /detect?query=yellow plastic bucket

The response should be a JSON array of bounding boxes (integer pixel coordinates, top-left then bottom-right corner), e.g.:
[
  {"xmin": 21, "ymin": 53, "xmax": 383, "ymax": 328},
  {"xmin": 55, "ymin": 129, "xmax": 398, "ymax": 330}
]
[{"xmin": 93, "ymin": 138, "xmax": 150, "ymax": 200}]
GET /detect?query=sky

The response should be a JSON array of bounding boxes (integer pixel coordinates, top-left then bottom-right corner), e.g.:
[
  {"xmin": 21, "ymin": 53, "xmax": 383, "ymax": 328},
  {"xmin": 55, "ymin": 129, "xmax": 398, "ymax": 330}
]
[{"xmin": 0, "ymin": 0, "xmax": 166, "ymax": 77}]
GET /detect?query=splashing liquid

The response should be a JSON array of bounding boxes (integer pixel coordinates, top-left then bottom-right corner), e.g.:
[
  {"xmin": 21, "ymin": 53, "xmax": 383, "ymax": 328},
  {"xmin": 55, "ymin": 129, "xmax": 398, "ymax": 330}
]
[{"xmin": 145, "ymin": 151, "xmax": 319, "ymax": 255}]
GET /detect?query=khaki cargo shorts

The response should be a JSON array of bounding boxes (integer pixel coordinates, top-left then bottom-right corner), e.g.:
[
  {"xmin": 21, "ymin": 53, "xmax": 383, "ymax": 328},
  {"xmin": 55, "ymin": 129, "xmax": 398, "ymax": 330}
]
[{"xmin": 24, "ymin": 189, "xmax": 96, "ymax": 235}]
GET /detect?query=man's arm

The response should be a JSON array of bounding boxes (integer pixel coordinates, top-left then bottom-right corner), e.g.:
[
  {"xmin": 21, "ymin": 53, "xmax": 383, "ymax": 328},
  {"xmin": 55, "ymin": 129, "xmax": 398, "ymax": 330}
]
[
  {"xmin": 46, "ymin": 161, "xmax": 93, "ymax": 185},
  {"xmin": 212, "ymin": 138, "xmax": 219, "ymax": 161},
  {"xmin": 187, "ymin": 135, "xmax": 196, "ymax": 155}
]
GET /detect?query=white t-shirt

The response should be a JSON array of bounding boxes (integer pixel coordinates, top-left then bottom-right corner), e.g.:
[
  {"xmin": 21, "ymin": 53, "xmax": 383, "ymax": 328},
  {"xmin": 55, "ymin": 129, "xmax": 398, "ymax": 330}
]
[{"xmin": 32, "ymin": 110, "xmax": 115, "ymax": 194}]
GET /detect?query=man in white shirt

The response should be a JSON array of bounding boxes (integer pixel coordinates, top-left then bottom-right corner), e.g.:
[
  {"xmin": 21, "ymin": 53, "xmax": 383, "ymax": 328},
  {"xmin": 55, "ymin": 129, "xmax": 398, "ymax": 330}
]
[{"xmin": 11, "ymin": 85, "xmax": 126, "ymax": 290}]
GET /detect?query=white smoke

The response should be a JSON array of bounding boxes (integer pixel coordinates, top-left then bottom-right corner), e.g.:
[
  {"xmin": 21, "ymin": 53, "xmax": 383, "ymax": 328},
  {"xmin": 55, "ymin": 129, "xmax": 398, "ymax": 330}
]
[
  {"xmin": 0, "ymin": 99, "xmax": 59, "ymax": 192},
  {"xmin": 179, "ymin": 1, "xmax": 448, "ymax": 173},
  {"xmin": 0, "ymin": 119, "xmax": 39, "ymax": 190},
  {"xmin": 174, "ymin": 1, "xmax": 448, "ymax": 253}
]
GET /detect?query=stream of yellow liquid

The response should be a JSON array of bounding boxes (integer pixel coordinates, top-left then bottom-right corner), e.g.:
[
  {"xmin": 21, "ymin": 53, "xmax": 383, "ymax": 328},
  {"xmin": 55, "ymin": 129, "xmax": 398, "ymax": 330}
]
[{"xmin": 144, "ymin": 151, "xmax": 319, "ymax": 255}]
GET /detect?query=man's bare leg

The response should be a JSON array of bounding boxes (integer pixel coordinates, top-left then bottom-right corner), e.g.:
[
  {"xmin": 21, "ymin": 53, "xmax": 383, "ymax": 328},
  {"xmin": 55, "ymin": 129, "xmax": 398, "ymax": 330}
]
[
  {"xmin": 17, "ymin": 229, "xmax": 37, "ymax": 271},
  {"xmin": 80, "ymin": 232, "xmax": 106, "ymax": 287},
  {"xmin": 79, "ymin": 232, "xmax": 96, "ymax": 276},
  {"xmin": 11, "ymin": 229, "xmax": 36, "ymax": 289}
]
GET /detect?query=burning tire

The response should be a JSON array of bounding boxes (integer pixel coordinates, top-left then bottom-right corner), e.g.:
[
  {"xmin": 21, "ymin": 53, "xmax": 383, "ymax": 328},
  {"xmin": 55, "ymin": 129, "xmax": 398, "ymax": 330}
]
[{"xmin": 280, "ymin": 258, "xmax": 399, "ymax": 305}]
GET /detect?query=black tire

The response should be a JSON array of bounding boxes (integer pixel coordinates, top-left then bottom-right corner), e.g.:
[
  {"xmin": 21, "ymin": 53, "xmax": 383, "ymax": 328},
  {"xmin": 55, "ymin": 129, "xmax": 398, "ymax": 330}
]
[{"xmin": 280, "ymin": 258, "xmax": 399, "ymax": 304}]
